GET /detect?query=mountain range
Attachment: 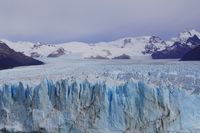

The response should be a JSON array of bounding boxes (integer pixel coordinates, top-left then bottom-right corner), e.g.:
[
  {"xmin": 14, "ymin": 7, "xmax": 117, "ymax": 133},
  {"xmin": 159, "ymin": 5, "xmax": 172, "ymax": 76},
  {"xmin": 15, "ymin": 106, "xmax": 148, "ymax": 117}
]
[{"xmin": 0, "ymin": 29, "xmax": 200, "ymax": 60}]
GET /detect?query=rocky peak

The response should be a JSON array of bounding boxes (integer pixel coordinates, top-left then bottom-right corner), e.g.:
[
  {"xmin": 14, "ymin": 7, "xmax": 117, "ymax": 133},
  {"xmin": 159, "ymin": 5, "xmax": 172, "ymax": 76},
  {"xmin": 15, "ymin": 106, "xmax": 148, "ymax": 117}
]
[
  {"xmin": 47, "ymin": 47, "xmax": 66, "ymax": 57},
  {"xmin": 149, "ymin": 36, "xmax": 162, "ymax": 44},
  {"xmin": 186, "ymin": 35, "xmax": 200, "ymax": 45},
  {"xmin": 178, "ymin": 29, "xmax": 200, "ymax": 43}
]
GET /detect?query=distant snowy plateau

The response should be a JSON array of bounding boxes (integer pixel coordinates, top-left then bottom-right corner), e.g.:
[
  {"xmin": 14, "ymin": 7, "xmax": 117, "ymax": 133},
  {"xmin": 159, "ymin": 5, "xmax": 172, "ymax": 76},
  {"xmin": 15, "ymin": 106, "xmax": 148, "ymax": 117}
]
[{"xmin": 0, "ymin": 30, "xmax": 200, "ymax": 133}]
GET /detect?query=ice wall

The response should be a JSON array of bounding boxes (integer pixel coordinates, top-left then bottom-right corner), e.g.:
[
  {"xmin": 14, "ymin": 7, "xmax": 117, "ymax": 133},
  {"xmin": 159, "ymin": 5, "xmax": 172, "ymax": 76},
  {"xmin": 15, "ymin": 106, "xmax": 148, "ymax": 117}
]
[{"xmin": 0, "ymin": 79, "xmax": 200, "ymax": 133}]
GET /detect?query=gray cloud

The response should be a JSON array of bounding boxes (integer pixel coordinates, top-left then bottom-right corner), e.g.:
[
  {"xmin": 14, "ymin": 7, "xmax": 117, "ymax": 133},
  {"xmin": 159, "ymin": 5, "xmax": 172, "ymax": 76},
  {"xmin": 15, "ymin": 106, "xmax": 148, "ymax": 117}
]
[{"xmin": 0, "ymin": 0, "xmax": 199, "ymax": 43}]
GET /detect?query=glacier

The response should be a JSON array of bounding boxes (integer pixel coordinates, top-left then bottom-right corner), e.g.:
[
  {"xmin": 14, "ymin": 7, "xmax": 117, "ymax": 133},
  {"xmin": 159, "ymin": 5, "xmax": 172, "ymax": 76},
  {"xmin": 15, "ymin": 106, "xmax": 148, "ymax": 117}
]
[
  {"xmin": 0, "ymin": 58, "xmax": 200, "ymax": 133},
  {"xmin": 0, "ymin": 78, "xmax": 200, "ymax": 133}
]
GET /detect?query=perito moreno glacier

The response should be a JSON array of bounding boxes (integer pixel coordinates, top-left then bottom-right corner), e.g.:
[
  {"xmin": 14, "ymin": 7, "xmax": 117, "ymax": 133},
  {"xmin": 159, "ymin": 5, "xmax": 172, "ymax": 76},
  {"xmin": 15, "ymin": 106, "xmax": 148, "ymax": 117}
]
[{"xmin": 0, "ymin": 58, "xmax": 200, "ymax": 133}]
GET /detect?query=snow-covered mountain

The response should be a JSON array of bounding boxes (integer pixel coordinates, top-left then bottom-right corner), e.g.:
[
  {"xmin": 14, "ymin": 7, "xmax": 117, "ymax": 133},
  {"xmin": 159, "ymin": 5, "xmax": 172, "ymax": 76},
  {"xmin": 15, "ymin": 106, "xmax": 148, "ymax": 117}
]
[
  {"xmin": 177, "ymin": 29, "xmax": 200, "ymax": 44},
  {"xmin": 1, "ymin": 29, "xmax": 200, "ymax": 59},
  {"xmin": 152, "ymin": 30, "xmax": 200, "ymax": 59},
  {"xmin": 0, "ymin": 36, "xmax": 168, "ymax": 59},
  {"xmin": 0, "ymin": 41, "xmax": 43, "ymax": 70}
]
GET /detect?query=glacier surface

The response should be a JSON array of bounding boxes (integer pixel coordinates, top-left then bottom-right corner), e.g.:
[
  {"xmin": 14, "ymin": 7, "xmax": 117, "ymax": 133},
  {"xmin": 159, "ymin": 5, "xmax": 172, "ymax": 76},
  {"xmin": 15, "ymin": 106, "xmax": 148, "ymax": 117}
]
[{"xmin": 0, "ymin": 58, "xmax": 200, "ymax": 133}]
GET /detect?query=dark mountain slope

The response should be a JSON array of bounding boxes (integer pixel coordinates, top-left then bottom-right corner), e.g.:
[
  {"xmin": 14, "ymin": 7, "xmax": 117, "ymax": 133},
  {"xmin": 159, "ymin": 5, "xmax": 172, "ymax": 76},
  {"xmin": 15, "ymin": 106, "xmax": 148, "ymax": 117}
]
[
  {"xmin": 0, "ymin": 42, "xmax": 44, "ymax": 70},
  {"xmin": 181, "ymin": 45, "xmax": 200, "ymax": 61},
  {"xmin": 151, "ymin": 42, "xmax": 192, "ymax": 59}
]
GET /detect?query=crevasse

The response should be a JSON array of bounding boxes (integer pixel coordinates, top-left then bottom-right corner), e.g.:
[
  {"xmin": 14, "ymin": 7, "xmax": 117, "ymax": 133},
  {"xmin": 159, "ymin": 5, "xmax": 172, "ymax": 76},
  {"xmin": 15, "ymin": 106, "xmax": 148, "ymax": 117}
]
[{"xmin": 0, "ymin": 79, "xmax": 200, "ymax": 133}]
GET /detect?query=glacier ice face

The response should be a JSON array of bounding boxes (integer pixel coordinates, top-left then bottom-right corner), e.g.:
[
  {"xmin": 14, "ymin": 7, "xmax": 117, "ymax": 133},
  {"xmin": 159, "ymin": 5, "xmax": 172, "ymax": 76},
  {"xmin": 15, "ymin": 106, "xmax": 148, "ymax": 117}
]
[{"xmin": 0, "ymin": 79, "xmax": 200, "ymax": 133}]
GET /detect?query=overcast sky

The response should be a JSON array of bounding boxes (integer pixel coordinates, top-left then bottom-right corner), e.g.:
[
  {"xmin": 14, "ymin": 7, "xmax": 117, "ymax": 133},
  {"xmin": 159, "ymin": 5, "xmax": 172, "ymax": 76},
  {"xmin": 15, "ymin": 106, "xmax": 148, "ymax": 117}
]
[{"xmin": 0, "ymin": 0, "xmax": 199, "ymax": 43}]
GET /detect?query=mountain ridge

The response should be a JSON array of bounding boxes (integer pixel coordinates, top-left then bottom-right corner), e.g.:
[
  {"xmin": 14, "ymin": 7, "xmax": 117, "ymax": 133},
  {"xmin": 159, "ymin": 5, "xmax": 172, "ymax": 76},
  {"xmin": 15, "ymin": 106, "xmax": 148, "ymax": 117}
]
[{"xmin": 1, "ymin": 29, "xmax": 200, "ymax": 59}]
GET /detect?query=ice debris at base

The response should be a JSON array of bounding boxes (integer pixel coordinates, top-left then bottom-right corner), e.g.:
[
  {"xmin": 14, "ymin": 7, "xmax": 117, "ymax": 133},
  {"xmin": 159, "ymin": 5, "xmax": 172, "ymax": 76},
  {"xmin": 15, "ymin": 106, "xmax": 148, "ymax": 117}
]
[{"xmin": 0, "ymin": 79, "xmax": 200, "ymax": 133}]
